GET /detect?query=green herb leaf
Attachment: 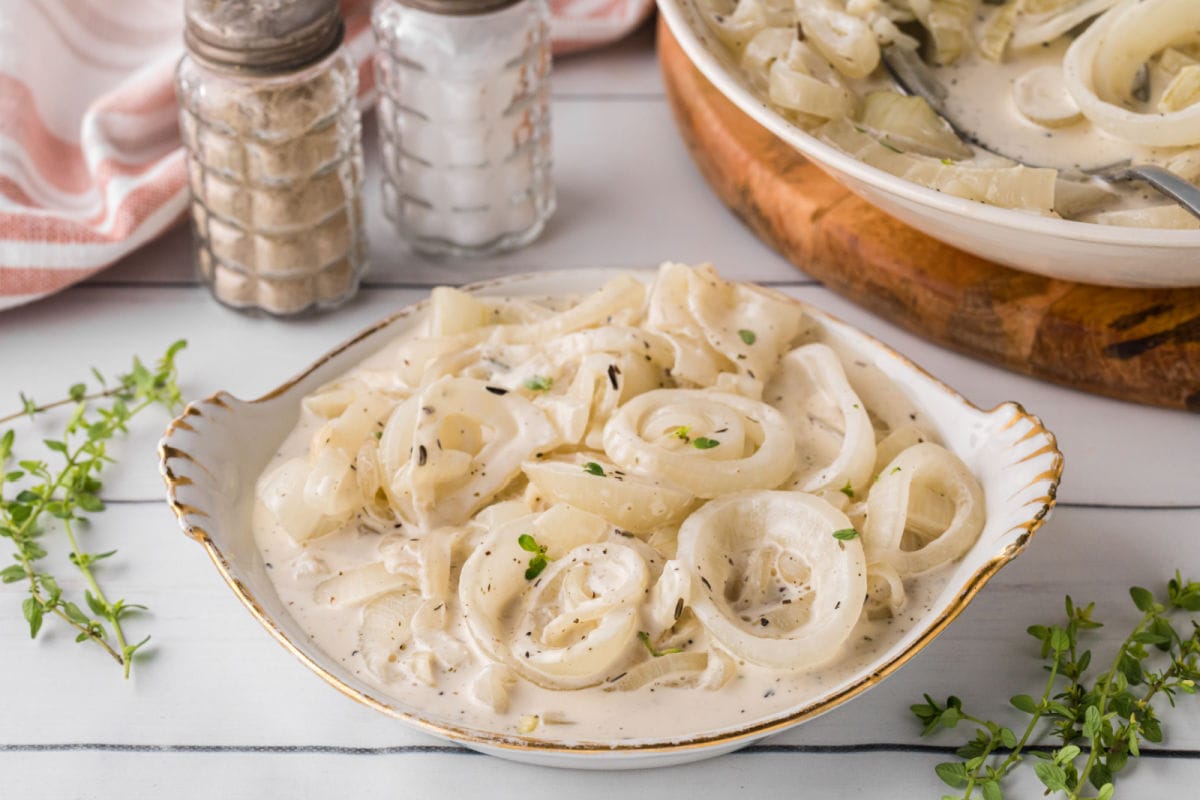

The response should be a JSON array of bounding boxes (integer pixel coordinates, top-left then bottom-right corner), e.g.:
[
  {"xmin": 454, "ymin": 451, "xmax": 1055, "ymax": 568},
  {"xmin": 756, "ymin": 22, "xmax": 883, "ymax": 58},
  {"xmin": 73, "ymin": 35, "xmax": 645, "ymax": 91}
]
[
  {"xmin": 523, "ymin": 375, "xmax": 553, "ymax": 392},
  {"xmin": 1055, "ymin": 744, "xmax": 1081, "ymax": 764},
  {"xmin": 0, "ymin": 564, "xmax": 26, "ymax": 583},
  {"xmin": 76, "ymin": 493, "xmax": 105, "ymax": 513},
  {"xmin": 670, "ymin": 425, "xmax": 691, "ymax": 442},
  {"xmin": 1083, "ymin": 704, "xmax": 1102, "ymax": 739},
  {"xmin": 638, "ymin": 630, "xmax": 683, "ymax": 658},
  {"xmin": 1130, "ymin": 586, "xmax": 1155, "ymax": 612},
  {"xmin": 1033, "ymin": 761, "xmax": 1068, "ymax": 792},
  {"xmin": 524, "ymin": 556, "xmax": 548, "ymax": 581},
  {"xmin": 22, "ymin": 597, "xmax": 43, "ymax": 638},
  {"xmin": 832, "ymin": 528, "xmax": 859, "ymax": 541},
  {"xmin": 737, "ymin": 329, "xmax": 756, "ymax": 345},
  {"xmin": 582, "ymin": 462, "xmax": 606, "ymax": 477},
  {"xmin": 692, "ymin": 437, "xmax": 719, "ymax": 450},
  {"xmin": 518, "ymin": 533, "xmax": 550, "ymax": 580},
  {"xmin": 934, "ymin": 762, "xmax": 968, "ymax": 789},
  {"xmin": 61, "ymin": 602, "xmax": 90, "ymax": 625},
  {"xmin": 1010, "ymin": 694, "xmax": 1037, "ymax": 714},
  {"xmin": 839, "ymin": 480, "xmax": 855, "ymax": 499}
]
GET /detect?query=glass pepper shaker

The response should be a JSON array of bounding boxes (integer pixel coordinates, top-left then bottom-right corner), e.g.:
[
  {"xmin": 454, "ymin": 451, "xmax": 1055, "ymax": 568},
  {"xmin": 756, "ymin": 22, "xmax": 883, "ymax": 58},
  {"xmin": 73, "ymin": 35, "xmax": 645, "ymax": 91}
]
[
  {"xmin": 176, "ymin": 0, "xmax": 368, "ymax": 315},
  {"xmin": 373, "ymin": 0, "xmax": 555, "ymax": 256}
]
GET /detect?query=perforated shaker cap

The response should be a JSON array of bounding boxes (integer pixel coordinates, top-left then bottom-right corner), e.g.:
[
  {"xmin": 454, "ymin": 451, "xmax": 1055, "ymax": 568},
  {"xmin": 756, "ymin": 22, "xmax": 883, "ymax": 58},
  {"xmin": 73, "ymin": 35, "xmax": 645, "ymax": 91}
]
[
  {"xmin": 397, "ymin": 0, "xmax": 527, "ymax": 15},
  {"xmin": 184, "ymin": 0, "xmax": 344, "ymax": 73}
]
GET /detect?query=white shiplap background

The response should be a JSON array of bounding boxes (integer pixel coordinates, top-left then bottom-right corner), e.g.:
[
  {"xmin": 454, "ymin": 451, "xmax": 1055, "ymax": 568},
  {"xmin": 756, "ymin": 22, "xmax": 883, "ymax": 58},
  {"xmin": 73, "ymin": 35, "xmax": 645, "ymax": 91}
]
[{"xmin": 1, "ymin": 23, "xmax": 1198, "ymax": 799}]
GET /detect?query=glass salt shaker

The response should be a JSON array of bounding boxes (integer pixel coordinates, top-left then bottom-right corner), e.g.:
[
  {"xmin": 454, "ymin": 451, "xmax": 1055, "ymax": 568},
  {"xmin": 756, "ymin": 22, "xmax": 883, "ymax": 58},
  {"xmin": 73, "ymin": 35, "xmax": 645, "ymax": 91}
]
[
  {"xmin": 177, "ymin": 0, "xmax": 368, "ymax": 315},
  {"xmin": 373, "ymin": 0, "xmax": 555, "ymax": 256}
]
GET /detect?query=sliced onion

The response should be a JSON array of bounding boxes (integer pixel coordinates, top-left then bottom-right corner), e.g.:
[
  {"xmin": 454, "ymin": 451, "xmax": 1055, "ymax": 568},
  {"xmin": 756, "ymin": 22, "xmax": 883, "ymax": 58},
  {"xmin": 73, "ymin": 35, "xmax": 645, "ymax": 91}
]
[
  {"xmin": 864, "ymin": 562, "xmax": 907, "ymax": 619},
  {"xmin": 706, "ymin": 0, "xmax": 773, "ymax": 53},
  {"xmin": 429, "ymin": 286, "xmax": 491, "ymax": 336},
  {"xmin": 378, "ymin": 377, "xmax": 559, "ymax": 528},
  {"xmin": 303, "ymin": 446, "xmax": 358, "ymax": 518},
  {"xmin": 605, "ymin": 651, "xmax": 710, "ymax": 691},
  {"xmin": 603, "ymin": 389, "xmax": 796, "ymax": 498},
  {"xmin": 469, "ymin": 664, "xmax": 518, "ymax": 713},
  {"xmin": 979, "ymin": 0, "xmax": 1021, "ymax": 62},
  {"xmin": 819, "ymin": 119, "xmax": 1057, "ymax": 212},
  {"xmin": 517, "ymin": 274, "xmax": 647, "ymax": 341},
  {"xmin": 258, "ymin": 457, "xmax": 348, "ymax": 542},
  {"xmin": 766, "ymin": 343, "xmax": 876, "ymax": 495},
  {"xmin": 874, "ymin": 423, "xmax": 933, "ymax": 476},
  {"xmin": 1012, "ymin": 0, "xmax": 1121, "ymax": 50},
  {"xmin": 359, "ymin": 590, "xmax": 424, "ymax": 681},
  {"xmin": 515, "ymin": 543, "xmax": 647, "ymax": 686},
  {"xmin": 1084, "ymin": 204, "xmax": 1200, "ymax": 229},
  {"xmin": 741, "ymin": 27, "xmax": 797, "ymax": 91},
  {"xmin": 458, "ymin": 505, "xmax": 649, "ymax": 689},
  {"xmin": 522, "ymin": 454, "xmax": 696, "ymax": 533},
  {"xmin": 1063, "ymin": 0, "xmax": 1200, "ymax": 147},
  {"xmin": 646, "ymin": 263, "xmax": 804, "ymax": 389},
  {"xmin": 676, "ymin": 490, "xmax": 867, "ymax": 670},
  {"xmin": 796, "ymin": 1, "xmax": 880, "ymax": 79},
  {"xmin": 864, "ymin": 442, "xmax": 986, "ymax": 576},
  {"xmin": 314, "ymin": 562, "xmax": 418, "ymax": 608},
  {"xmin": 642, "ymin": 559, "xmax": 693, "ymax": 639},
  {"xmin": 859, "ymin": 91, "xmax": 973, "ymax": 160},
  {"xmin": 1160, "ymin": 64, "xmax": 1200, "ymax": 113},
  {"xmin": 769, "ymin": 59, "xmax": 857, "ymax": 121},
  {"xmin": 911, "ymin": 0, "xmax": 973, "ymax": 64}
]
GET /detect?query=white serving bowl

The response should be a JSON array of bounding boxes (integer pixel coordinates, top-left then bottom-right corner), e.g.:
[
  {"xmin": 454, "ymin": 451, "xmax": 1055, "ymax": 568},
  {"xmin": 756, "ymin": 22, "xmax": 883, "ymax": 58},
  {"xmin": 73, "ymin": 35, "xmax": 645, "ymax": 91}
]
[
  {"xmin": 159, "ymin": 269, "xmax": 1062, "ymax": 769},
  {"xmin": 656, "ymin": 0, "xmax": 1200, "ymax": 288}
]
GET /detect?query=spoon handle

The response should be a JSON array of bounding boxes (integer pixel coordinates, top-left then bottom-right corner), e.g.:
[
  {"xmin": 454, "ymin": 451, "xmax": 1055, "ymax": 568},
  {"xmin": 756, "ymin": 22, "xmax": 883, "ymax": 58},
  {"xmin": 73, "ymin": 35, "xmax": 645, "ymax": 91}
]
[{"xmin": 1127, "ymin": 165, "xmax": 1200, "ymax": 221}]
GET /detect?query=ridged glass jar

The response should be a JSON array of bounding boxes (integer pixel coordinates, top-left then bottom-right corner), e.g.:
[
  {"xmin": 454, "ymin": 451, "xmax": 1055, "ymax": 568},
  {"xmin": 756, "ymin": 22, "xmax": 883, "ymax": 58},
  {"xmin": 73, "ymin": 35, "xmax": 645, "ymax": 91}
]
[
  {"xmin": 176, "ymin": 0, "xmax": 367, "ymax": 315},
  {"xmin": 373, "ymin": 0, "xmax": 554, "ymax": 256}
]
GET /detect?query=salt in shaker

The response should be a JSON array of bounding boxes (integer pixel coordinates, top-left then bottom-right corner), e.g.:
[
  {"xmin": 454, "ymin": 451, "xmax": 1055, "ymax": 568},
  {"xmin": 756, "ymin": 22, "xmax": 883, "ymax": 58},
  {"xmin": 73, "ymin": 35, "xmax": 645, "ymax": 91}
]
[
  {"xmin": 177, "ymin": 0, "xmax": 368, "ymax": 315},
  {"xmin": 373, "ymin": 0, "xmax": 554, "ymax": 256}
]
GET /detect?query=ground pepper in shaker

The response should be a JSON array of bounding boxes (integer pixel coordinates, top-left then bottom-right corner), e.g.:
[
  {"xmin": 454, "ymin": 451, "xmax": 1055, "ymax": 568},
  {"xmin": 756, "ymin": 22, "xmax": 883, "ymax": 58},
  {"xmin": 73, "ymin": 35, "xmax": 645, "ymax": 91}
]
[
  {"xmin": 373, "ymin": 0, "xmax": 554, "ymax": 256},
  {"xmin": 177, "ymin": 0, "xmax": 367, "ymax": 315}
]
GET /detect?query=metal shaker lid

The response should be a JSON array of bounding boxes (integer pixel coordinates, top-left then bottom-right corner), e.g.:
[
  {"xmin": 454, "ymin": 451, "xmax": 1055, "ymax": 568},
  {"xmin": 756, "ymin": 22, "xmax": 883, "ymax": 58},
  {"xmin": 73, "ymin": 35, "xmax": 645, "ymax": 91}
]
[
  {"xmin": 184, "ymin": 0, "xmax": 344, "ymax": 73},
  {"xmin": 397, "ymin": 0, "xmax": 527, "ymax": 15}
]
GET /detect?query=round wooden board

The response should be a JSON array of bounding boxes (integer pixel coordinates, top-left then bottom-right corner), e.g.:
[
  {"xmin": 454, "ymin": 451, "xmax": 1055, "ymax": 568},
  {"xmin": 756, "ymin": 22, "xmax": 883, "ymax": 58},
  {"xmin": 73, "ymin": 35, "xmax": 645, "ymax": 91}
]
[{"xmin": 657, "ymin": 21, "xmax": 1200, "ymax": 413}]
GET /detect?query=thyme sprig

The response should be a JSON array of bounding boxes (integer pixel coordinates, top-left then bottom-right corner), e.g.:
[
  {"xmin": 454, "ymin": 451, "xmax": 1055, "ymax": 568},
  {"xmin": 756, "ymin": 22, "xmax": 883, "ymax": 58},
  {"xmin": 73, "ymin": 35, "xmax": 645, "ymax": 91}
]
[
  {"xmin": 912, "ymin": 573, "xmax": 1200, "ymax": 799},
  {"xmin": 0, "ymin": 341, "xmax": 187, "ymax": 678}
]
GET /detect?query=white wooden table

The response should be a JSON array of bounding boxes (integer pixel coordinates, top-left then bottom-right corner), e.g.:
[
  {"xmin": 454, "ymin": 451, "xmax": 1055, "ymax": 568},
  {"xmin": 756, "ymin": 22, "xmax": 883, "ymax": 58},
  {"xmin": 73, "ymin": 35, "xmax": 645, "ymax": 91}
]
[{"xmin": 2, "ymin": 25, "xmax": 1198, "ymax": 798}]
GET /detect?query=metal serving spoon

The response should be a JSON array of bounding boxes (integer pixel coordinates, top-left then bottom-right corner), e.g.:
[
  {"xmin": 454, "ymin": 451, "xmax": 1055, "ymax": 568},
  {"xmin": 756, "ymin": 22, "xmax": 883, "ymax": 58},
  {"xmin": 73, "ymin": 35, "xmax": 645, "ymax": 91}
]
[{"xmin": 881, "ymin": 45, "xmax": 1200, "ymax": 220}]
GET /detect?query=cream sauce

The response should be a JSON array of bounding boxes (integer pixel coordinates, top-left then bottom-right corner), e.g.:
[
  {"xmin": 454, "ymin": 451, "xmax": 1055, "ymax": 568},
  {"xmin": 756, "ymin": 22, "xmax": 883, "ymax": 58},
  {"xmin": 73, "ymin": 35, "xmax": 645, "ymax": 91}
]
[
  {"xmin": 936, "ymin": 40, "xmax": 1155, "ymax": 172},
  {"xmin": 921, "ymin": 16, "xmax": 1192, "ymax": 215}
]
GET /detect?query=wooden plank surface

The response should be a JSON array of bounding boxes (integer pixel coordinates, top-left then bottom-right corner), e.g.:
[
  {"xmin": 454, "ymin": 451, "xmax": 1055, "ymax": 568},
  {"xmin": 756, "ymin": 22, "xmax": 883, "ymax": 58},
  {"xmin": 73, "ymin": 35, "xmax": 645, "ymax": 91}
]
[{"xmin": 657, "ymin": 22, "xmax": 1200, "ymax": 412}]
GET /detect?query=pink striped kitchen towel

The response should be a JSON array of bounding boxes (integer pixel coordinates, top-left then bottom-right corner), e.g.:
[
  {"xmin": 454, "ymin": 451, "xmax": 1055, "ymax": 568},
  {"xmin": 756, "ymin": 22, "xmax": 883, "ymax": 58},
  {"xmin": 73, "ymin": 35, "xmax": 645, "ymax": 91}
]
[{"xmin": 0, "ymin": 0, "xmax": 655, "ymax": 311}]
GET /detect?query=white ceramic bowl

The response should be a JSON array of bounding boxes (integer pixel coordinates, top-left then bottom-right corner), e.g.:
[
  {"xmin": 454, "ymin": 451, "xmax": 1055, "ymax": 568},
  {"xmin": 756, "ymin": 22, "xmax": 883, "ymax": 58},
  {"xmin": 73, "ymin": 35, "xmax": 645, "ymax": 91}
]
[
  {"xmin": 656, "ymin": 0, "xmax": 1200, "ymax": 288},
  {"xmin": 159, "ymin": 270, "xmax": 1063, "ymax": 769}
]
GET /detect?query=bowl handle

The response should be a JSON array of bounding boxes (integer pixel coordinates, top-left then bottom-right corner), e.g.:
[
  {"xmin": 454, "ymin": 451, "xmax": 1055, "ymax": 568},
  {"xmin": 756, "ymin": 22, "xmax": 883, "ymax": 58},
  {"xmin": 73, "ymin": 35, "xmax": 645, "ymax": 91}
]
[{"xmin": 158, "ymin": 391, "xmax": 247, "ymax": 544}]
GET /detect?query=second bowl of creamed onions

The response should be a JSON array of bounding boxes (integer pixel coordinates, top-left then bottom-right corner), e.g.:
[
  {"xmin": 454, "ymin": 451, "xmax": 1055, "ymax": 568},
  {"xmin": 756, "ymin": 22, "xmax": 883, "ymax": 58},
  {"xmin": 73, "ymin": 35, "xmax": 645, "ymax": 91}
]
[{"xmin": 658, "ymin": 0, "xmax": 1200, "ymax": 288}]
